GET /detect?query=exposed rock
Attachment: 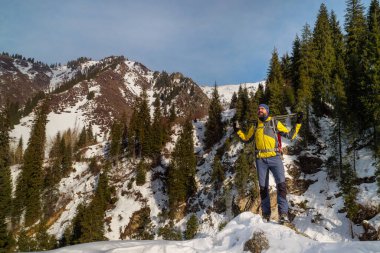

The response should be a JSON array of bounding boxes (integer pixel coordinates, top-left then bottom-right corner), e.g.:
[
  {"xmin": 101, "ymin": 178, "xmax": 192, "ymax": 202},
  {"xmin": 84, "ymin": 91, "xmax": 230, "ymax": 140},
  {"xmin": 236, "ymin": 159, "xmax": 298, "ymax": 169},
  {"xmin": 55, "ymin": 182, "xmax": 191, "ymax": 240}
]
[
  {"xmin": 296, "ymin": 155, "xmax": 323, "ymax": 174},
  {"xmin": 243, "ymin": 230, "xmax": 269, "ymax": 253},
  {"xmin": 361, "ymin": 220, "xmax": 380, "ymax": 241}
]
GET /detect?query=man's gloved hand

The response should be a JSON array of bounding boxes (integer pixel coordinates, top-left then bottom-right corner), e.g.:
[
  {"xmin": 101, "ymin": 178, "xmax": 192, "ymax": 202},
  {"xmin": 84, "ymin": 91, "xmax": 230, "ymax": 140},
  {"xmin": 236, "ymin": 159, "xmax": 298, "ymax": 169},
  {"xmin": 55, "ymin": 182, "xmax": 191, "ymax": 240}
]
[
  {"xmin": 233, "ymin": 121, "xmax": 240, "ymax": 132},
  {"xmin": 296, "ymin": 112, "xmax": 303, "ymax": 124}
]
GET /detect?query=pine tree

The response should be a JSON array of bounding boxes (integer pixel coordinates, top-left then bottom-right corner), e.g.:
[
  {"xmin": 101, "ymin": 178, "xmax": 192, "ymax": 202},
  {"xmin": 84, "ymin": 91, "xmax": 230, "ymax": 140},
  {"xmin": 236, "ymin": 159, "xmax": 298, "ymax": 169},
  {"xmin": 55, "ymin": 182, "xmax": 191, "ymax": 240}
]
[
  {"xmin": 229, "ymin": 92, "xmax": 238, "ymax": 109},
  {"xmin": 169, "ymin": 103, "xmax": 176, "ymax": 124},
  {"xmin": 0, "ymin": 216, "xmax": 15, "ymax": 252},
  {"xmin": 312, "ymin": 3, "xmax": 335, "ymax": 115},
  {"xmin": 0, "ymin": 112, "xmax": 12, "ymax": 218},
  {"xmin": 290, "ymin": 35, "xmax": 302, "ymax": 95},
  {"xmin": 330, "ymin": 11, "xmax": 348, "ymax": 179},
  {"xmin": 168, "ymin": 120, "xmax": 196, "ymax": 217},
  {"xmin": 128, "ymin": 106, "xmax": 139, "ymax": 158},
  {"xmin": 235, "ymin": 86, "xmax": 245, "ymax": 123},
  {"xmin": 128, "ymin": 90, "xmax": 152, "ymax": 158},
  {"xmin": 281, "ymin": 53, "xmax": 296, "ymax": 107},
  {"xmin": 136, "ymin": 160, "xmax": 147, "ymax": 186},
  {"xmin": 235, "ymin": 152, "xmax": 250, "ymax": 195},
  {"xmin": 138, "ymin": 89, "xmax": 152, "ymax": 157},
  {"xmin": 204, "ymin": 84, "xmax": 224, "ymax": 149},
  {"xmin": 0, "ymin": 112, "xmax": 12, "ymax": 251},
  {"xmin": 345, "ymin": 0, "xmax": 367, "ymax": 124},
  {"xmin": 109, "ymin": 120, "xmax": 123, "ymax": 159},
  {"xmin": 184, "ymin": 214, "xmax": 198, "ymax": 239},
  {"xmin": 61, "ymin": 137, "xmax": 73, "ymax": 176},
  {"xmin": 35, "ymin": 223, "xmax": 57, "ymax": 250},
  {"xmin": 362, "ymin": 0, "xmax": 380, "ymax": 153},
  {"xmin": 70, "ymin": 170, "xmax": 111, "ymax": 244},
  {"xmin": 254, "ymin": 83, "xmax": 265, "ymax": 104},
  {"xmin": 17, "ymin": 229, "xmax": 36, "ymax": 252},
  {"xmin": 235, "ymin": 85, "xmax": 250, "ymax": 129},
  {"xmin": 76, "ymin": 126, "xmax": 87, "ymax": 150},
  {"xmin": 14, "ymin": 101, "xmax": 49, "ymax": 227},
  {"xmin": 296, "ymin": 24, "xmax": 317, "ymax": 144},
  {"xmin": 151, "ymin": 95, "xmax": 165, "ymax": 159},
  {"xmin": 13, "ymin": 137, "xmax": 23, "ymax": 164},
  {"xmin": 266, "ymin": 48, "xmax": 285, "ymax": 115},
  {"xmin": 211, "ymin": 156, "xmax": 225, "ymax": 191}
]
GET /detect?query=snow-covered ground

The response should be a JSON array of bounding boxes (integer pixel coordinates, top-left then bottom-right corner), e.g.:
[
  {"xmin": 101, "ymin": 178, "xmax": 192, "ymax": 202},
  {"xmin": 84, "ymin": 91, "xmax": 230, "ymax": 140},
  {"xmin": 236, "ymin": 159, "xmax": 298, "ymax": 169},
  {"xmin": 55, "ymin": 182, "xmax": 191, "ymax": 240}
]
[
  {"xmin": 8, "ymin": 79, "xmax": 380, "ymax": 252},
  {"xmin": 42, "ymin": 212, "xmax": 380, "ymax": 253}
]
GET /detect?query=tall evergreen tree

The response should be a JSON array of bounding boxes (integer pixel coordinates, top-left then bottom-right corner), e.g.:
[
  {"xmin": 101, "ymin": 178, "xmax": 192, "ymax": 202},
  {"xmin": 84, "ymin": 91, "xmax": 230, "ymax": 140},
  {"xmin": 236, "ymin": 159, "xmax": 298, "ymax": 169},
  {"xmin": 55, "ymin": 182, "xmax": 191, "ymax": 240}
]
[
  {"xmin": 253, "ymin": 83, "xmax": 265, "ymax": 104},
  {"xmin": 128, "ymin": 90, "xmax": 152, "ymax": 158},
  {"xmin": 0, "ymin": 112, "xmax": 12, "ymax": 218},
  {"xmin": 69, "ymin": 169, "xmax": 111, "ymax": 245},
  {"xmin": 151, "ymin": 95, "xmax": 165, "ymax": 159},
  {"xmin": 211, "ymin": 156, "xmax": 225, "ymax": 191},
  {"xmin": 290, "ymin": 35, "xmax": 302, "ymax": 95},
  {"xmin": 184, "ymin": 214, "xmax": 198, "ymax": 239},
  {"xmin": 78, "ymin": 171, "xmax": 110, "ymax": 243},
  {"xmin": 235, "ymin": 152, "xmax": 250, "ymax": 195},
  {"xmin": 235, "ymin": 85, "xmax": 251, "ymax": 130},
  {"xmin": 14, "ymin": 101, "xmax": 49, "ymax": 227},
  {"xmin": 362, "ymin": 0, "xmax": 380, "ymax": 153},
  {"xmin": 313, "ymin": 3, "xmax": 335, "ymax": 115},
  {"xmin": 330, "ymin": 11, "xmax": 348, "ymax": 178},
  {"xmin": 168, "ymin": 120, "xmax": 196, "ymax": 217},
  {"xmin": 266, "ymin": 48, "xmax": 285, "ymax": 115},
  {"xmin": 109, "ymin": 120, "xmax": 123, "ymax": 159},
  {"xmin": 12, "ymin": 137, "xmax": 23, "ymax": 164},
  {"xmin": 229, "ymin": 92, "xmax": 238, "ymax": 109},
  {"xmin": 0, "ymin": 112, "xmax": 12, "ymax": 250},
  {"xmin": 204, "ymin": 84, "xmax": 224, "ymax": 149},
  {"xmin": 345, "ymin": 0, "xmax": 367, "ymax": 124},
  {"xmin": 297, "ymin": 24, "xmax": 317, "ymax": 143},
  {"xmin": 281, "ymin": 53, "xmax": 296, "ymax": 107},
  {"xmin": 138, "ymin": 89, "xmax": 152, "ymax": 157}
]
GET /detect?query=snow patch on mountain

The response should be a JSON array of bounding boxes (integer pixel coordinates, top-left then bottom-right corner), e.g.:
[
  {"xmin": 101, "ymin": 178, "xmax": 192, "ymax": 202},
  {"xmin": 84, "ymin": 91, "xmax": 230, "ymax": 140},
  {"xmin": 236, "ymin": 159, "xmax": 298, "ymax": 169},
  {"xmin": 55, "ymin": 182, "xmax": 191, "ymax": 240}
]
[{"xmin": 201, "ymin": 82, "xmax": 264, "ymax": 107}]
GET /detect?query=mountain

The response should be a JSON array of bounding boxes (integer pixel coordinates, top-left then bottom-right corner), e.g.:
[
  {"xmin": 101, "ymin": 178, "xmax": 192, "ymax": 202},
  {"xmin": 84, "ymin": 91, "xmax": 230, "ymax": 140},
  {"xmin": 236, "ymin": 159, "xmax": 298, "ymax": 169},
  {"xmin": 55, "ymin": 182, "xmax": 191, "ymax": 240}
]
[
  {"xmin": 3, "ymin": 53, "xmax": 380, "ymax": 252},
  {"xmin": 1, "ymin": 54, "xmax": 209, "ymax": 143}
]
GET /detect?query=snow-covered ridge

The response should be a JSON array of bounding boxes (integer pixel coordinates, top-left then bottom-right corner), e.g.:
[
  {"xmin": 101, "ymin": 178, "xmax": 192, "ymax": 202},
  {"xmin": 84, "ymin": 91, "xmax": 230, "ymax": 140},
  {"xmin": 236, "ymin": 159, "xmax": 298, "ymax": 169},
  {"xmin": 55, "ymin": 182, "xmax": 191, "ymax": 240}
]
[
  {"xmin": 43, "ymin": 213, "xmax": 380, "ymax": 253},
  {"xmin": 201, "ymin": 82, "xmax": 264, "ymax": 107}
]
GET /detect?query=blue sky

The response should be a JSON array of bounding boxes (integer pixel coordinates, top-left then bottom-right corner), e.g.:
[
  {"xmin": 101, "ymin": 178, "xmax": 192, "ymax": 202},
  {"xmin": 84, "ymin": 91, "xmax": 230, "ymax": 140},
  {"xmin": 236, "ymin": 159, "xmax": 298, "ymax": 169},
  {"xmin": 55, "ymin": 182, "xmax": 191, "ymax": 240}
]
[{"xmin": 0, "ymin": 0, "xmax": 372, "ymax": 85}]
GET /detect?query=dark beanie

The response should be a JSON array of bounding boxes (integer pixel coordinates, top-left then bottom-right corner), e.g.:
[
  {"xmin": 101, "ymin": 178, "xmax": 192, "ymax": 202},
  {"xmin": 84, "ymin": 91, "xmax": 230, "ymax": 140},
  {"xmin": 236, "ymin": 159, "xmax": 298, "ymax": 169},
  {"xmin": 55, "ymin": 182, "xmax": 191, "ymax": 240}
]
[{"xmin": 259, "ymin": 104, "xmax": 270, "ymax": 115}]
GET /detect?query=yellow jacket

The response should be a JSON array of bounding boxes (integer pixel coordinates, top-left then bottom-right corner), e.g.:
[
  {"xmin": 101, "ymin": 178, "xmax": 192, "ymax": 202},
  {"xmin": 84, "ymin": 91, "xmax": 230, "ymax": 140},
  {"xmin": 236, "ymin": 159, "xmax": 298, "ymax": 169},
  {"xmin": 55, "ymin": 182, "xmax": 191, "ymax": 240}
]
[{"xmin": 236, "ymin": 116, "xmax": 301, "ymax": 158}]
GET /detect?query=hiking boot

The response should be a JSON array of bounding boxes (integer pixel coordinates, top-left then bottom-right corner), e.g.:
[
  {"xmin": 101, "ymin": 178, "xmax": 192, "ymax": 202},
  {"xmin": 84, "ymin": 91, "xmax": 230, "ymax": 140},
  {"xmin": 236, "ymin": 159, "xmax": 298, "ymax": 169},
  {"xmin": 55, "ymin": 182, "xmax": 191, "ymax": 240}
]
[
  {"xmin": 262, "ymin": 214, "xmax": 271, "ymax": 222},
  {"xmin": 279, "ymin": 213, "xmax": 290, "ymax": 224}
]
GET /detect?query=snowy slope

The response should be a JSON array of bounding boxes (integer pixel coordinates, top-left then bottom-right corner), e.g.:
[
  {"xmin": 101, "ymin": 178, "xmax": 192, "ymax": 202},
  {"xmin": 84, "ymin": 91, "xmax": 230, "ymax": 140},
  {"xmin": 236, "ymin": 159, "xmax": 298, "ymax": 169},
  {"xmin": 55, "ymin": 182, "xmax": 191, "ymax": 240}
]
[
  {"xmin": 201, "ymin": 82, "xmax": 264, "ymax": 108},
  {"xmin": 8, "ymin": 74, "xmax": 379, "ymax": 251},
  {"xmin": 42, "ymin": 213, "xmax": 380, "ymax": 253}
]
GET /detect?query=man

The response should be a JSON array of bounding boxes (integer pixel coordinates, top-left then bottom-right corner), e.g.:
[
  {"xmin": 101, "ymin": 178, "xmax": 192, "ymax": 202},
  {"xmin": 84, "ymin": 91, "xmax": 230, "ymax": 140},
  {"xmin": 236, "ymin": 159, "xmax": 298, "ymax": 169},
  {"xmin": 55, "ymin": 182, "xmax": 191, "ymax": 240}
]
[{"xmin": 233, "ymin": 104, "xmax": 302, "ymax": 223}]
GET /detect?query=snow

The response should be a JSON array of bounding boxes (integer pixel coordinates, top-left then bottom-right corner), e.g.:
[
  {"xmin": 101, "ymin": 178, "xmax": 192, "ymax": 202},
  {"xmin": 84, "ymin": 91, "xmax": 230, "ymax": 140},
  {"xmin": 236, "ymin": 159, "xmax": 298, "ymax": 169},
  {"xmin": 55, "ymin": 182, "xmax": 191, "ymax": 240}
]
[
  {"xmin": 13, "ymin": 60, "xmax": 38, "ymax": 80},
  {"xmin": 7, "ymin": 71, "xmax": 380, "ymax": 252},
  {"xmin": 42, "ymin": 213, "xmax": 380, "ymax": 253},
  {"xmin": 9, "ymin": 112, "xmax": 35, "ymax": 150},
  {"xmin": 48, "ymin": 162, "xmax": 97, "ymax": 237},
  {"xmin": 201, "ymin": 82, "xmax": 264, "ymax": 108},
  {"xmin": 355, "ymin": 148, "xmax": 377, "ymax": 179}
]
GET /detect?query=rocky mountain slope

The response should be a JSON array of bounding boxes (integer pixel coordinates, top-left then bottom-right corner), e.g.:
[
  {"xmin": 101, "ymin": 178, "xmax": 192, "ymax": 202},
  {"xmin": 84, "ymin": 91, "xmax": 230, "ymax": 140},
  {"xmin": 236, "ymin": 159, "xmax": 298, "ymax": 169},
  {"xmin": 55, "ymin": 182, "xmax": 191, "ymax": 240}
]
[
  {"xmin": 4, "ymin": 53, "xmax": 379, "ymax": 247},
  {"xmin": 1, "ymin": 54, "xmax": 209, "ymax": 137}
]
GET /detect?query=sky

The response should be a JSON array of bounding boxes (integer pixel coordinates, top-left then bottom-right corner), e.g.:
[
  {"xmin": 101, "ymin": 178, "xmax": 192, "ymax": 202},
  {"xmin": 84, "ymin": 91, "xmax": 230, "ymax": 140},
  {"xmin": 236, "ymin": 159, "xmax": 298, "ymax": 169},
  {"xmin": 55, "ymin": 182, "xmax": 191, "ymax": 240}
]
[{"xmin": 0, "ymin": 0, "xmax": 373, "ymax": 85}]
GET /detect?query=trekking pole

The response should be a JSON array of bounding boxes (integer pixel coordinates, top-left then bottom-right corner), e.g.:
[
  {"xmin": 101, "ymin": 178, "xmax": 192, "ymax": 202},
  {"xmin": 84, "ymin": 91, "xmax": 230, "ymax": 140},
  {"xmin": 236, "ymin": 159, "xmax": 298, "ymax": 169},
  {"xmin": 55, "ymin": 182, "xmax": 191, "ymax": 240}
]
[{"xmin": 273, "ymin": 113, "xmax": 297, "ymax": 120}]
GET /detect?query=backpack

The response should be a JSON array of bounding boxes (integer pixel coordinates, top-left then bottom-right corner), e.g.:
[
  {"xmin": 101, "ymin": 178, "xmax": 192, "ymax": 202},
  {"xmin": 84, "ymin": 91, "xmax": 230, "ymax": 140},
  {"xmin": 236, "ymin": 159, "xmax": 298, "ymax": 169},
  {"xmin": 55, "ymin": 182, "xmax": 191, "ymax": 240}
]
[{"xmin": 269, "ymin": 119, "xmax": 283, "ymax": 157}]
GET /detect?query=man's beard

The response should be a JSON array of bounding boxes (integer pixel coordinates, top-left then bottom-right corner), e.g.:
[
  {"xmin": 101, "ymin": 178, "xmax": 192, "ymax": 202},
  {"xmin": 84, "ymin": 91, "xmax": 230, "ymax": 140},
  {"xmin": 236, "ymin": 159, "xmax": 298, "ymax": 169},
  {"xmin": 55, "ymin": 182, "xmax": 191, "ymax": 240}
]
[{"xmin": 258, "ymin": 113, "xmax": 267, "ymax": 121}]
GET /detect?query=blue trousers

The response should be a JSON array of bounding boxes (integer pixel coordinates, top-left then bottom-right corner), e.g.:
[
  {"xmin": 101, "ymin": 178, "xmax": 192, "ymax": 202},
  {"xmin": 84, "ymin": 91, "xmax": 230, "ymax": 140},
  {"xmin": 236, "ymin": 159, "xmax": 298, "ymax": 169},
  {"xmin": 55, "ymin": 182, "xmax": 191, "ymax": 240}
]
[{"xmin": 256, "ymin": 155, "xmax": 288, "ymax": 215}]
